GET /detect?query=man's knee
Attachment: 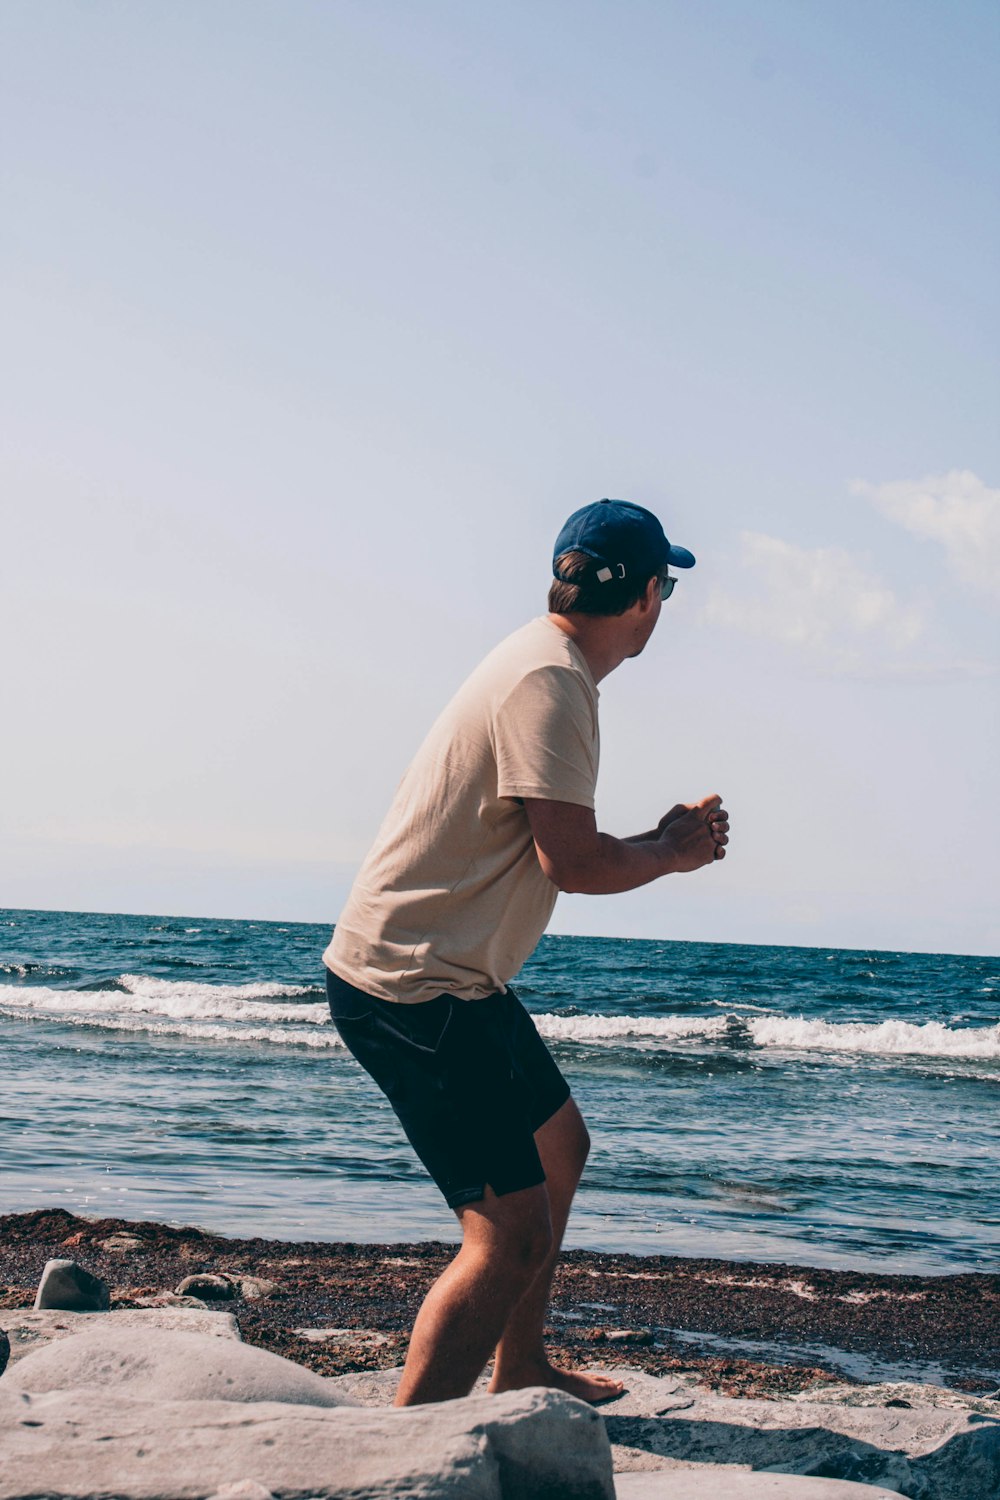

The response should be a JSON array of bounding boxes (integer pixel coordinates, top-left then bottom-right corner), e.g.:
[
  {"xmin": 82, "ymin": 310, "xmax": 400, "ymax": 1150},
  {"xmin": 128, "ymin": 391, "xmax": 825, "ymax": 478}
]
[
  {"xmin": 566, "ymin": 1104, "xmax": 590, "ymax": 1158},
  {"xmin": 508, "ymin": 1213, "xmax": 554, "ymax": 1275},
  {"xmin": 490, "ymin": 1198, "xmax": 553, "ymax": 1280},
  {"xmin": 462, "ymin": 1187, "xmax": 554, "ymax": 1284},
  {"xmin": 539, "ymin": 1097, "xmax": 591, "ymax": 1180}
]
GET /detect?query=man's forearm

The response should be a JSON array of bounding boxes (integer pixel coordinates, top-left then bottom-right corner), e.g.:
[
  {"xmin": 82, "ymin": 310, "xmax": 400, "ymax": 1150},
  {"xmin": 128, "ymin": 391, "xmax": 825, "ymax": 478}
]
[
  {"xmin": 623, "ymin": 826, "xmax": 660, "ymax": 845},
  {"xmin": 526, "ymin": 795, "xmax": 726, "ymax": 892},
  {"xmin": 556, "ymin": 832, "xmax": 680, "ymax": 894}
]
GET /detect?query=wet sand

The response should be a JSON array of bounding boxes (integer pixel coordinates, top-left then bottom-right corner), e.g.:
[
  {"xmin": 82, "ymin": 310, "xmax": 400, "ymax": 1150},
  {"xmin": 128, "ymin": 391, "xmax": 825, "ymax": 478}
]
[{"xmin": 1, "ymin": 1210, "xmax": 996, "ymax": 1398}]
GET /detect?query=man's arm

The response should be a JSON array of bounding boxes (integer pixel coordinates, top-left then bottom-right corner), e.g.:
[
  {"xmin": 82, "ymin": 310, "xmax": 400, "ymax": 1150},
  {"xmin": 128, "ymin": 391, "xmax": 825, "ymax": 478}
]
[{"xmin": 522, "ymin": 795, "xmax": 729, "ymax": 895}]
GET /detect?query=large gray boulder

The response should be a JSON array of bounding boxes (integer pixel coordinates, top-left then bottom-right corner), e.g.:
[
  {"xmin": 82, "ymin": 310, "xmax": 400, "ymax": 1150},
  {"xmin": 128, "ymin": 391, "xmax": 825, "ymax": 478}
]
[
  {"xmin": 327, "ymin": 1362, "xmax": 1000, "ymax": 1499},
  {"xmin": 615, "ymin": 1476, "xmax": 906, "ymax": 1498},
  {"xmin": 0, "ymin": 1307, "xmax": 239, "ymax": 1370},
  {"xmin": 0, "ymin": 1384, "xmax": 614, "ymax": 1499},
  {"xmin": 4, "ymin": 1326, "xmax": 355, "ymax": 1407},
  {"xmin": 602, "ymin": 1374, "xmax": 1000, "ymax": 1500},
  {"xmin": 33, "ymin": 1258, "xmax": 110, "ymax": 1312}
]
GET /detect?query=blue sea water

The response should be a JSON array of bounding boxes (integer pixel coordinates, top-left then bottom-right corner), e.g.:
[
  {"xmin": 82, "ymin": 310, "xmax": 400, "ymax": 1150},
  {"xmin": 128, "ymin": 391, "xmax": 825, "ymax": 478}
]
[{"xmin": 1, "ymin": 908, "xmax": 997, "ymax": 1276}]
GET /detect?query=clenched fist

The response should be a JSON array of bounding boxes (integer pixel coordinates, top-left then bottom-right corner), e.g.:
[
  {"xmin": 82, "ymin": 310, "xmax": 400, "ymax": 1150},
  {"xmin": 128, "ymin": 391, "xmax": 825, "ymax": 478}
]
[{"xmin": 656, "ymin": 794, "xmax": 730, "ymax": 871}]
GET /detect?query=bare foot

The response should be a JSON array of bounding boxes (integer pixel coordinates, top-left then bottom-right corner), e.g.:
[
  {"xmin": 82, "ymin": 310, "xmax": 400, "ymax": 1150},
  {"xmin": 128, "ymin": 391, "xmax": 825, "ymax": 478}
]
[{"xmin": 489, "ymin": 1361, "xmax": 625, "ymax": 1405}]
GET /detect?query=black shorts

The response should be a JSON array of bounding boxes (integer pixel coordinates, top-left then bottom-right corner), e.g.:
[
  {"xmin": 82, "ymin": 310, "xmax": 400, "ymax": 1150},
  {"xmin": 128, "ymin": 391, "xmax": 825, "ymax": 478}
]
[{"xmin": 326, "ymin": 968, "xmax": 571, "ymax": 1210}]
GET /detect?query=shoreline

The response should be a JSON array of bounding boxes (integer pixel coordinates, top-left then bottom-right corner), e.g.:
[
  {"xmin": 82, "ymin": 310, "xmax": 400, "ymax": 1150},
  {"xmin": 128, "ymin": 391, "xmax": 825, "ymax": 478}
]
[{"xmin": 2, "ymin": 1209, "xmax": 997, "ymax": 1398}]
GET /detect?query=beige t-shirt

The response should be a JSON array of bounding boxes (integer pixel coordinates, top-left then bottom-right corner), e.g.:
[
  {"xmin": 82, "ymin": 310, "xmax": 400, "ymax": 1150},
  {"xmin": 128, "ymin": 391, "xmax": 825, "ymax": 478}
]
[{"xmin": 324, "ymin": 616, "xmax": 600, "ymax": 1002}]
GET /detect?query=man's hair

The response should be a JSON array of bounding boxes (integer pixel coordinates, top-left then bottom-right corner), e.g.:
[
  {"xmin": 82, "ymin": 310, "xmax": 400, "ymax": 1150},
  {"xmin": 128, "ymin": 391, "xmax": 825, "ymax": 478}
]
[{"xmin": 548, "ymin": 550, "xmax": 658, "ymax": 617}]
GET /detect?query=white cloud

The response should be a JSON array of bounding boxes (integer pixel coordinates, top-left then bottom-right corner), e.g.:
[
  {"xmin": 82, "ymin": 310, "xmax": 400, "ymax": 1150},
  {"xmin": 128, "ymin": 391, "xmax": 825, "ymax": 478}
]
[
  {"xmin": 702, "ymin": 531, "xmax": 924, "ymax": 673},
  {"xmin": 851, "ymin": 470, "xmax": 1000, "ymax": 599}
]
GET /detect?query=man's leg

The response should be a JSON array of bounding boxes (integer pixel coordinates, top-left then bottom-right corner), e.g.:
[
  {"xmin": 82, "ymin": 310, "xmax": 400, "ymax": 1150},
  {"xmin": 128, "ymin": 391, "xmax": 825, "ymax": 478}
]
[
  {"xmin": 489, "ymin": 1096, "xmax": 625, "ymax": 1401},
  {"xmin": 393, "ymin": 1181, "xmax": 554, "ymax": 1407}
]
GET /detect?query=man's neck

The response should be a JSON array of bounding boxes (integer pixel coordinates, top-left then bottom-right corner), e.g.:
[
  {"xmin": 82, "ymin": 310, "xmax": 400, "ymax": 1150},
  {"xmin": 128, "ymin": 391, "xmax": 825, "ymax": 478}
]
[{"xmin": 546, "ymin": 612, "xmax": 630, "ymax": 684}]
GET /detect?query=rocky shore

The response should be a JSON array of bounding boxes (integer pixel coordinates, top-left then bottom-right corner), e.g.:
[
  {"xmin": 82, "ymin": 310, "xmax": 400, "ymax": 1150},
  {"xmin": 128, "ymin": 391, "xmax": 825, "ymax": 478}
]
[
  {"xmin": 1, "ymin": 1208, "xmax": 997, "ymax": 1397},
  {"xmin": 3, "ymin": 1210, "xmax": 999, "ymax": 1498}
]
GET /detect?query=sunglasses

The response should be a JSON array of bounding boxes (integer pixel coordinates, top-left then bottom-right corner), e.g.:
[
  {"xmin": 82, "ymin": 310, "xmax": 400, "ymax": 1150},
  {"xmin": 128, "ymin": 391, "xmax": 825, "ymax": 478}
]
[{"xmin": 659, "ymin": 572, "xmax": 676, "ymax": 601}]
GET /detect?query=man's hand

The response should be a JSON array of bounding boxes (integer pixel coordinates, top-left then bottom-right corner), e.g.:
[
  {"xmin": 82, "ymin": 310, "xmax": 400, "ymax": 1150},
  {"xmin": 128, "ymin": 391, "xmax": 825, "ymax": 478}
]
[
  {"xmin": 656, "ymin": 794, "xmax": 730, "ymax": 868},
  {"xmin": 522, "ymin": 794, "xmax": 730, "ymax": 894},
  {"xmin": 654, "ymin": 804, "xmax": 691, "ymax": 834}
]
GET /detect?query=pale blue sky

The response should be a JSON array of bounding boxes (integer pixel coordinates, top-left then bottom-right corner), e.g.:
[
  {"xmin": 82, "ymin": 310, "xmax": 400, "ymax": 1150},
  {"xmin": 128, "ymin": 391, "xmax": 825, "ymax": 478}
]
[{"xmin": 3, "ymin": 1, "xmax": 998, "ymax": 955}]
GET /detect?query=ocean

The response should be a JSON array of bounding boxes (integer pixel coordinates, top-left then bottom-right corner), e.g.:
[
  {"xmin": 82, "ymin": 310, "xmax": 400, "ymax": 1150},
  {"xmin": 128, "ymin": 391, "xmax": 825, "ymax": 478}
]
[{"xmin": 2, "ymin": 907, "xmax": 997, "ymax": 1276}]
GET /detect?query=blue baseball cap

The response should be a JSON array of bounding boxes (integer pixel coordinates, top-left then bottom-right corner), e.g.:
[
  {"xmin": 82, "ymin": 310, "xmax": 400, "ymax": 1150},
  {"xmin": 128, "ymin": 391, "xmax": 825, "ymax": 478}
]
[{"xmin": 553, "ymin": 498, "xmax": 695, "ymax": 585}]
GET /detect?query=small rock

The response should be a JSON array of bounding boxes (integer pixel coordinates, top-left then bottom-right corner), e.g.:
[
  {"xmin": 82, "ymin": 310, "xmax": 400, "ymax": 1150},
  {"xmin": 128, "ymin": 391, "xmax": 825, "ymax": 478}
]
[
  {"xmin": 0, "ymin": 1328, "xmax": 9, "ymax": 1377},
  {"xmin": 130, "ymin": 1293, "xmax": 210, "ymax": 1310},
  {"xmin": 294, "ymin": 1327, "xmax": 390, "ymax": 1346},
  {"xmin": 175, "ymin": 1274, "xmax": 235, "ymax": 1301},
  {"xmin": 605, "ymin": 1329, "xmax": 654, "ymax": 1345},
  {"xmin": 206, "ymin": 1485, "xmax": 276, "ymax": 1500},
  {"xmin": 234, "ymin": 1276, "xmax": 280, "ymax": 1301},
  {"xmin": 33, "ymin": 1259, "xmax": 110, "ymax": 1313},
  {"xmin": 100, "ymin": 1234, "xmax": 143, "ymax": 1253}
]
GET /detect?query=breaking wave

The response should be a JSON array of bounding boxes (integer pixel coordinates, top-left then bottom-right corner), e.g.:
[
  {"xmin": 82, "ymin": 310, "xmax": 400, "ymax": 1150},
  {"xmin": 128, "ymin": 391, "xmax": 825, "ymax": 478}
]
[
  {"xmin": 534, "ymin": 1011, "xmax": 1000, "ymax": 1060},
  {"xmin": 0, "ymin": 975, "xmax": 327, "ymax": 1027},
  {"xmin": 0, "ymin": 977, "xmax": 997, "ymax": 1060}
]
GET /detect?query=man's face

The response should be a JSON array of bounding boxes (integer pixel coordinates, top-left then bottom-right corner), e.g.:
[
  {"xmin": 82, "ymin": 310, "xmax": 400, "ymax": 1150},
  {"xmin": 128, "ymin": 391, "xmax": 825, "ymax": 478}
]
[{"xmin": 625, "ymin": 575, "xmax": 664, "ymax": 657}]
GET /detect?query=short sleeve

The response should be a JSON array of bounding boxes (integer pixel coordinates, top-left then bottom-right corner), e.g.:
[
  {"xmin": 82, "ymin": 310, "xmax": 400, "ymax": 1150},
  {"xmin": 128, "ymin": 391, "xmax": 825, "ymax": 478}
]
[{"xmin": 493, "ymin": 666, "xmax": 599, "ymax": 808}]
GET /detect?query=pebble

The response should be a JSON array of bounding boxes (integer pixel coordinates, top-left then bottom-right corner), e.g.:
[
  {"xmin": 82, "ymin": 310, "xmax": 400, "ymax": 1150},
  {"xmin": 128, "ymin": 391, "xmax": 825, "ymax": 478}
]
[
  {"xmin": 235, "ymin": 1276, "xmax": 280, "ymax": 1301},
  {"xmin": 175, "ymin": 1274, "xmax": 236, "ymax": 1301},
  {"xmin": 131, "ymin": 1293, "xmax": 210, "ymax": 1310},
  {"xmin": 33, "ymin": 1259, "xmax": 110, "ymax": 1313},
  {"xmin": 206, "ymin": 1485, "xmax": 276, "ymax": 1500},
  {"xmin": 100, "ymin": 1234, "xmax": 143, "ymax": 1253}
]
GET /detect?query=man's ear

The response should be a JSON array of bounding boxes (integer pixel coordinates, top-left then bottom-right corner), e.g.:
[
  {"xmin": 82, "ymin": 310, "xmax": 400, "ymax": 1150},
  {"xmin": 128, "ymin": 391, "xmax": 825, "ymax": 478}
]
[{"xmin": 638, "ymin": 574, "xmax": 660, "ymax": 612}]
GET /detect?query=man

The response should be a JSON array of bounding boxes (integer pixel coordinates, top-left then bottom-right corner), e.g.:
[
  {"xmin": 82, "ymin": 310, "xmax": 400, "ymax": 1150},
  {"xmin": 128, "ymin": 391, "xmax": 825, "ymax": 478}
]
[{"xmin": 324, "ymin": 498, "xmax": 729, "ymax": 1407}]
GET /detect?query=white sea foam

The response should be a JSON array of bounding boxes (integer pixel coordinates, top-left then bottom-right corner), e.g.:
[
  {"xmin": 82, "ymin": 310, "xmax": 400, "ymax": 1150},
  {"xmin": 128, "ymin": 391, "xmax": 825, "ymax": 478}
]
[
  {"xmin": 708, "ymin": 999, "xmax": 775, "ymax": 1013},
  {"xmin": 0, "ymin": 978, "xmax": 327, "ymax": 1027},
  {"xmin": 532, "ymin": 1011, "xmax": 1000, "ymax": 1059},
  {"xmin": 1, "ymin": 982, "xmax": 997, "ymax": 1060},
  {"xmin": 535, "ymin": 1013, "xmax": 725, "ymax": 1043},
  {"xmin": 745, "ymin": 1014, "xmax": 1000, "ymax": 1060},
  {"xmin": 119, "ymin": 973, "xmax": 316, "ymax": 1004},
  {"xmin": 11, "ymin": 1006, "xmax": 345, "ymax": 1049}
]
